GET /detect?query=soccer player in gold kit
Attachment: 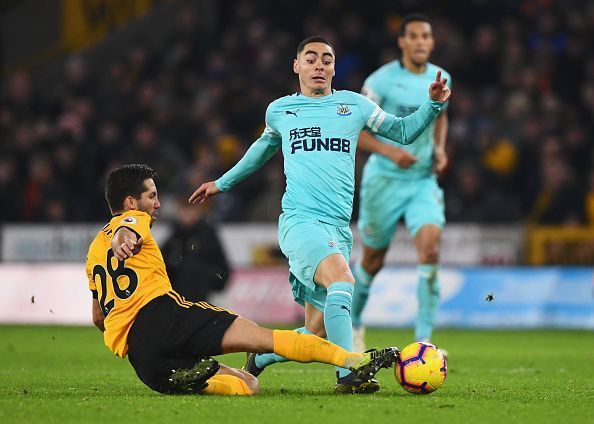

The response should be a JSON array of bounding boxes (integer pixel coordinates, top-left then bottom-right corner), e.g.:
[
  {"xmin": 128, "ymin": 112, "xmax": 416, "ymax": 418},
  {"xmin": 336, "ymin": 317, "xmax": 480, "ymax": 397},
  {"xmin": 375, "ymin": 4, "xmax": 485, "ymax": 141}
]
[{"xmin": 86, "ymin": 164, "xmax": 399, "ymax": 395}]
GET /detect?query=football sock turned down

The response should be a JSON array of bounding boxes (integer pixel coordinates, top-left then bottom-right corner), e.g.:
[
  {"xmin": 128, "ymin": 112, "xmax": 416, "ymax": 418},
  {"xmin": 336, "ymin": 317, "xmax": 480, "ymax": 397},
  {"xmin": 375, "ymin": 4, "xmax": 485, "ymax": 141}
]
[
  {"xmin": 254, "ymin": 327, "xmax": 312, "ymax": 369},
  {"xmin": 271, "ymin": 330, "xmax": 361, "ymax": 368},
  {"xmin": 415, "ymin": 264, "xmax": 440, "ymax": 342},
  {"xmin": 351, "ymin": 262, "xmax": 374, "ymax": 328},
  {"xmin": 324, "ymin": 281, "xmax": 355, "ymax": 378}
]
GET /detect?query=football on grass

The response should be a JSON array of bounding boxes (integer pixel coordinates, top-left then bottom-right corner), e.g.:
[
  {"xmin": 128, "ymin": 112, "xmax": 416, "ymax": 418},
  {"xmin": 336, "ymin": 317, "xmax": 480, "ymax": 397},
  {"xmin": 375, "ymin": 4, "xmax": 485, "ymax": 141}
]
[{"xmin": 395, "ymin": 342, "xmax": 447, "ymax": 394}]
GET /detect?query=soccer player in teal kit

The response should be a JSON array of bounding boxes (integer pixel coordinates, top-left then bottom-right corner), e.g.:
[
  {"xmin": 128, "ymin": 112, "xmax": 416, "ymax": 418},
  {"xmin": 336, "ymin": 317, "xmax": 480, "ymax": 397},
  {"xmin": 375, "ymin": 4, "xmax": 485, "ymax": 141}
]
[
  {"xmin": 189, "ymin": 36, "xmax": 450, "ymax": 393},
  {"xmin": 351, "ymin": 14, "xmax": 452, "ymax": 353}
]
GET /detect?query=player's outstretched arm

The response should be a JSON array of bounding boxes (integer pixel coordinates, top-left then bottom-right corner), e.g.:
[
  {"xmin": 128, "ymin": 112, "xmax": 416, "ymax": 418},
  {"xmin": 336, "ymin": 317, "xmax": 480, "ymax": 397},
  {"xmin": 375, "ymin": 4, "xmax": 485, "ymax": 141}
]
[
  {"xmin": 189, "ymin": 181, "xmax": 222, "ymax": 204},
  {"xmin": 189, "ymin": 134, "xmax": 280, "ymax": 205},
  {"xmin": 373, "ymin": 72, "xmax": 451, "ymax": 145}
]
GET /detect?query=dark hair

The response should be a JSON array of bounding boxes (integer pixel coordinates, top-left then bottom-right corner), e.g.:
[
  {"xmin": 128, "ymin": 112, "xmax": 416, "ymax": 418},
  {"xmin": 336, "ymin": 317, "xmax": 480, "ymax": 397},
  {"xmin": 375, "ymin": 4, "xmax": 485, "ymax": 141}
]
[
  {"xmin": 400, "ymin": 13, "xmax": 432, "ymax": 36},
  {"xmin": 296, "ymin": 35, "xmax": 335, "ymax": 56},
  {"xmin": 105, "ymin": 164, "xmax": 156, "ymax": 213}
]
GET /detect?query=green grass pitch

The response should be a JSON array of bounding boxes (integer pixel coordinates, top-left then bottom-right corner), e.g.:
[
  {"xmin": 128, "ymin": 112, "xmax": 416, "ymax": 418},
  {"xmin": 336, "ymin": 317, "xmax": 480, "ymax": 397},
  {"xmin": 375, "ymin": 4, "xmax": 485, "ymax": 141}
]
[{"xmin": 1, "ymin": 326, "xmax": 593, "ymax": 423}]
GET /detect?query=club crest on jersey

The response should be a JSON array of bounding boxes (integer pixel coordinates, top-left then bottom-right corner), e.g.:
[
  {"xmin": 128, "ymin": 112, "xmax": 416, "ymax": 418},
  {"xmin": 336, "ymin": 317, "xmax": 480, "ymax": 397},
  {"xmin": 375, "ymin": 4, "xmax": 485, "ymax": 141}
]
[
  {"xmin": 122, "ymin": 216, "xmax": 138, "ymax": 225},
  {"xmin": 337, "ymin": 104, "xmax": 352, "ymax": 116}
]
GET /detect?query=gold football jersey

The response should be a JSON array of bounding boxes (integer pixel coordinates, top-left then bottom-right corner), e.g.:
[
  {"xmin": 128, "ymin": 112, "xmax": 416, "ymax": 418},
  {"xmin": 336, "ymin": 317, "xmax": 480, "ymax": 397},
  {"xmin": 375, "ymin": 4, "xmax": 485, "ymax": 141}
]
[{"xmin": 86, "ymin": 210, "xmax": 171, "ymax": 357}]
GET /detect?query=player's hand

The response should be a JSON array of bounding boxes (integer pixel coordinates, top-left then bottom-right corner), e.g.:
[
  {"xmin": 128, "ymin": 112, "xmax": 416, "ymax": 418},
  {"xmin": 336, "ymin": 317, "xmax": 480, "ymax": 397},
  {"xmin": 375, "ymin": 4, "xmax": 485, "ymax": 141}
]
[
  {"xmin": 384, "ymin": 146, "xmax": 417, "ymax": 168},
  {"xmin": 189, "ymin": 181, "xmax": 221, "ymax": 204},
  {"xmin": 428, "ymin": 71, "xmax": 450, "ymax": 103},
  {"xmin": 112, "ymin": 237, "xmax": 143, "ymax": 261},
  {"xmin": 433, "ymin": 147, "xmax": 448, "ymax": 174}
]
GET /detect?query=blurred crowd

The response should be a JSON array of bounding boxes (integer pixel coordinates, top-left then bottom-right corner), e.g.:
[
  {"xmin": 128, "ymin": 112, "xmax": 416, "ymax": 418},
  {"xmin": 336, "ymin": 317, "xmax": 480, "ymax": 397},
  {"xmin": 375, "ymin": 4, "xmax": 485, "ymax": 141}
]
[{"xmin": 1, "ymin": 0, "xmax": 593, "ymax": 226}]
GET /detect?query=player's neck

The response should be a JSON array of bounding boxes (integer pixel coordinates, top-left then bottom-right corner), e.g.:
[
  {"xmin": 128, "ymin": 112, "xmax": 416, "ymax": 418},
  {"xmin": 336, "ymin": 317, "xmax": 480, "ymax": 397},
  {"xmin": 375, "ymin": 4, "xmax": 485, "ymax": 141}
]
[
  {"xmin": 401, "ymin": 56, "xmax": 426, "ymax": 74},
  {"xmin": 300, "ymin": 85, "xmax": 332, "ymax": 97}
]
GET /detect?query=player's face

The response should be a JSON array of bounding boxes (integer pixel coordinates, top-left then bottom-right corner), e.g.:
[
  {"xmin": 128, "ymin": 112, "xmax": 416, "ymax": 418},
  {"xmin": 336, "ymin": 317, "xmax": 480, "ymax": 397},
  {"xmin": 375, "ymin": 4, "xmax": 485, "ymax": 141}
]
[
  {"xmin": 136, "ymin": 178, "xmax": 160, "ymax": 226},
  {"xmin": 398, "ymin": 21, "xmax": 434, "ymax": 66},
  {"xmin": 293, "ymin": 42, "xmax": 335, "ymax": 96}
]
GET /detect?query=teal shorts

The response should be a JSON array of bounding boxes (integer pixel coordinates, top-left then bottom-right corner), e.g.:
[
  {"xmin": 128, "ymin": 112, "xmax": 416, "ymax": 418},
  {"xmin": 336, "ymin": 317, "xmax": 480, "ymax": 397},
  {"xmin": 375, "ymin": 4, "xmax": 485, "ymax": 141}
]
[
  {"xmin": 357, "ymin": 173, "xmax": 445, "ymax": 249},
  {"xmin": 278, "ymin": 213, "xmax": 353, "ymax": 312}
]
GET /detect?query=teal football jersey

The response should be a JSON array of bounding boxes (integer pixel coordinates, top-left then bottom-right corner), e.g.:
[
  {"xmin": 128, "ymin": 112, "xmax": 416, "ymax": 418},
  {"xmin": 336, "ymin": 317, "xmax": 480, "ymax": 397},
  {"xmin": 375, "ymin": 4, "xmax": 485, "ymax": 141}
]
[
  {"xmin": 216, "ymin": 90, "xmax": 442, "ymax": 226},
  {"xmin": 362, "ymin": 61, "xmax": 452, "ymax": 179}
]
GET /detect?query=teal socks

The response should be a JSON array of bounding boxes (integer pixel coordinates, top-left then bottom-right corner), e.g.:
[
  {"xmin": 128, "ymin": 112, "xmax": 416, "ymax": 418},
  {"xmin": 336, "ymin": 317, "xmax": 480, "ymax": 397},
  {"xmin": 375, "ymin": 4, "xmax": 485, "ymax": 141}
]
[
  {"xmin": 325, "ymin": 281, "xmax": 354, "ymax": 378},
  {"xmin": 350, "ymin": 262, "xmax": 374, "ymax": 327},
  {"xmin": 415, "ymin": 264, "xmax": 440, "ymax": 342},
  {"xmin": 254, "ymin": 282, "xmax": 355, "ymax": 379}
]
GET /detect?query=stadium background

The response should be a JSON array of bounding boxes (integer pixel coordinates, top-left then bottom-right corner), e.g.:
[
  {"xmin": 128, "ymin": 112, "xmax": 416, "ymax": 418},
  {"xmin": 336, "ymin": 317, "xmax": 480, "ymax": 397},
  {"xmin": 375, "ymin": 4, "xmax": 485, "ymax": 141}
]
[{"xmin": 1, "ymin": 0, "xmax": 593, "ymax": 327}]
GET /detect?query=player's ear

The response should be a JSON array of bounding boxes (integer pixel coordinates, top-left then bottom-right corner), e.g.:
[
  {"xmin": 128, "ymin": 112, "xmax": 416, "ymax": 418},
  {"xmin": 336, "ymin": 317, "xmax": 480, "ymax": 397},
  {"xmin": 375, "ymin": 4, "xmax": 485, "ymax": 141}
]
[
  {"xmin": 293, "ymin": 58, "xmax": 299, "ymax": 74},
  {"xmin": 397, "ymin": 36, "xmax": 404, "ymax": 50},
  {"xmin": 123, "ymin": 195, "xmax": 137, "ymax": 211}
]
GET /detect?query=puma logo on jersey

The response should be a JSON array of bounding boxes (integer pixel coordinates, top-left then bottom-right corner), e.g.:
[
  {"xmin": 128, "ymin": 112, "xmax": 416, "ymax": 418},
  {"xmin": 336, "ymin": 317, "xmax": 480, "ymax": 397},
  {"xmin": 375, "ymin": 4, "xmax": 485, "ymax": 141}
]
[{"xmin": 285, "ymin": 109, "xmax": 299, "ymax": 117}]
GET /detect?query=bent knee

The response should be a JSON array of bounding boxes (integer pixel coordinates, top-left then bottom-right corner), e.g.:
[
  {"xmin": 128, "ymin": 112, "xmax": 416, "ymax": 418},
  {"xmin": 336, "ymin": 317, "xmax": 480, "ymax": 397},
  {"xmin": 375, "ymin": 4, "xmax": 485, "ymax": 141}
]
[
  {"xmin": 361, "ymin": 245, "xmax": 387, "ymax": 275},
  {"xmin": 315, "ymin": 255, "xmax": 354, "ymax": 285},
  {"xmin": 418, "ymin": 241, "xmax": 440, "ymax": 264},
  {"xmin": 419, "ymin": 249, "xmax": 439, "ymax": 264},
  {"xmin": 319, "ymin": 270, "xmax": 354, "ymax": 286},
  {"xmin": 362, "ymin": 256, "xmax": 384, "ymax": 275}
]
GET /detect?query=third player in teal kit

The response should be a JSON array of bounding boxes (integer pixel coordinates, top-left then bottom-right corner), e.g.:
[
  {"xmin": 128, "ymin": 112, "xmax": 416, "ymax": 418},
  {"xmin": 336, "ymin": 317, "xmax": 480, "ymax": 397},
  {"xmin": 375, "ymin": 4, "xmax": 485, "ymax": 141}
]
[
  {"xmin": 351, "ymin": 14, "xmax": 452, "ymax": 352},
  {"xmin": 190, "ymin": 35, "xmax": 450, "ymax": 393}
]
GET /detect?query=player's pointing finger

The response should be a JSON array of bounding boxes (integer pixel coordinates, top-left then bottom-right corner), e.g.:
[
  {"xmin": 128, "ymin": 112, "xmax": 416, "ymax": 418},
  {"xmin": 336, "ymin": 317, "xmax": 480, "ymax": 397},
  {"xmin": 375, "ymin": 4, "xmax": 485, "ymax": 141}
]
[
  {"xmin": 189, "ymin": 187, "xmax": 203, "ymax": 204},
  {"xmin": 435, "ymin": 71, "xmax": 441, "ymax": 82}
]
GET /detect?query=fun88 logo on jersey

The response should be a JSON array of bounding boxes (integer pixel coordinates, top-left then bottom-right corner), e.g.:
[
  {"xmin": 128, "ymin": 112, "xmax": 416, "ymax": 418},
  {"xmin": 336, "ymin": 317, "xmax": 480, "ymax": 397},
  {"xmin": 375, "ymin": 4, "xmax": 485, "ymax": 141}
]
[{"xmin": 289, "ymin": 127, "xmax": 351, "ymax": 154}]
